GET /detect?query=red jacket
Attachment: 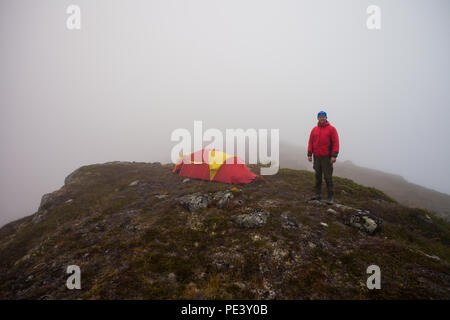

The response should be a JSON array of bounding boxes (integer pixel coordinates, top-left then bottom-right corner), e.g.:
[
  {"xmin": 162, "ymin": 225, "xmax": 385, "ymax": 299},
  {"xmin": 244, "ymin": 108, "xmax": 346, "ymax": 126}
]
[{"xmin": 307, "ymin": 121, "xmax": 339, "ymax": 157}]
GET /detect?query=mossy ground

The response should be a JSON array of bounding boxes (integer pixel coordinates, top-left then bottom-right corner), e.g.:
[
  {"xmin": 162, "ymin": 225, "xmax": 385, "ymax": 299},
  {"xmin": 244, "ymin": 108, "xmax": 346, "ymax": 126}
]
[{"xmin": 0, "ymin": 162, "xmax": 448, "ymax": 299}]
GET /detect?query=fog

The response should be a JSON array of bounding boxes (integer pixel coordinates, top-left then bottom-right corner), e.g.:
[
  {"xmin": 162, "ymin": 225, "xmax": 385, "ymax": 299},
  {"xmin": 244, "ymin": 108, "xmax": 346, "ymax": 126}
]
[{"xmin": 1, "ymin": 0, "xmax": 449, "ymax": 227}]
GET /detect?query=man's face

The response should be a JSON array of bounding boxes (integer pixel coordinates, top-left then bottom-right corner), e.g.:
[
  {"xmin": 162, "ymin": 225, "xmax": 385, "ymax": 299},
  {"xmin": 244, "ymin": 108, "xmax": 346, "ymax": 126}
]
[{"xmin": 318, "ymin": 115, "xmax": 327, "ymax": 123}]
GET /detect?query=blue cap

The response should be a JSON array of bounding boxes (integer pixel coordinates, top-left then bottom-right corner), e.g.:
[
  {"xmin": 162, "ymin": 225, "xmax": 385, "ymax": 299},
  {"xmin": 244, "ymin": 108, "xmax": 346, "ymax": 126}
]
[{"xmin": 317, "ymin": 111, "xmax": 327, "ymax": 118}]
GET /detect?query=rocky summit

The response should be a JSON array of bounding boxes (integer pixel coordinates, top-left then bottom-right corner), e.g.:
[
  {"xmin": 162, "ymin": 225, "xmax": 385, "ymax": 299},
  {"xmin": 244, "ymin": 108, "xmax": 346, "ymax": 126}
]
[{"xmin": 0, "ymin": 162, "xmax": 449, "ymax": 299}]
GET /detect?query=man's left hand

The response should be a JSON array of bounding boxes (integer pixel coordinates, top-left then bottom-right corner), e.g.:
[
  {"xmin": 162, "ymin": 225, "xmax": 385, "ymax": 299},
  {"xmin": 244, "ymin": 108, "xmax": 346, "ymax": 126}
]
[{"xmin": 330, "ymin": 157, "xmax": 336, "ymax": 164}]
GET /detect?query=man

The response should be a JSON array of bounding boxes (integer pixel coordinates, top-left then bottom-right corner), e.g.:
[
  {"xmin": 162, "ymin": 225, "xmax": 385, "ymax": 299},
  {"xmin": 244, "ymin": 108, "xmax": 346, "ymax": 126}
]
[{"xmin": 307, "ymin": 111, "xmax": 339, "ymax": 204}]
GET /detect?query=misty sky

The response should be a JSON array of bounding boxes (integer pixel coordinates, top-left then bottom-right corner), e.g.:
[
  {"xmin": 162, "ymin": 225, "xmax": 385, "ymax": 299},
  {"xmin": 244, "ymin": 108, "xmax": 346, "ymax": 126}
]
[{"xmin": 1, "ymin": 0, "xmax": 449, "ymax": 227}]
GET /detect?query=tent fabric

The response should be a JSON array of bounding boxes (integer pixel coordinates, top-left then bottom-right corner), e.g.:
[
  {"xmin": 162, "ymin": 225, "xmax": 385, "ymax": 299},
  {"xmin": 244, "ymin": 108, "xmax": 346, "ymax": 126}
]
[{"xmin": 173, "ymin": 149, "xmax": 258, "ymax": 184}]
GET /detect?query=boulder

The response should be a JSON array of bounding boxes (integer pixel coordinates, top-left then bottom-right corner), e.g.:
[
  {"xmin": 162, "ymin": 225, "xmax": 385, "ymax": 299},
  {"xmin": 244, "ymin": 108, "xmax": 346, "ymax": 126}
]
[
  {"xmin": 348, "ymin": 214, "xmax": 381, "ymax": 235},
  {"xmin": 216, "ymin": 192, "xmax": 234, "ymax": 209},
  {"xmin": 308, "ymin": 200, "xmax": 327, "ymax": 206},
  {"xmin": 38, "ymin": 193, "xmax": 55, "ymax": 211},
  {"xmin": 327, "ymin": 208, "xmax": 338, "ymax": 216},
  {"xmin": 333, "ymin": 203, "xmax": 356, "ymax": 212},
  {"xmin": 232, "ymin": 209, "xmax": 270, "ymax": 228},
  {"xmin": 177, "ymin": 193, "xmax": 213, "ymax": 212},
  {"xmin": 177, "ymin": 189, "xmax": 241, "ymax": 212}
]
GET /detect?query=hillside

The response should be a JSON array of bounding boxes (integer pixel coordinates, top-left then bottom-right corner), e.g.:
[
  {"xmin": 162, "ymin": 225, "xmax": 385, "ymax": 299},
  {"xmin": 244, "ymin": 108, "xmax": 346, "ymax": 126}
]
[
  {"xmin": 0, "ymin": 162, "xmax": 449, "ymax": 299},
  {"xmin": 279, "ymin": 142, "xmax": 450, "ymax": 221},
  {"xmin": 333, "ymin": 161, "xmax": 450, "ymax": 221}
]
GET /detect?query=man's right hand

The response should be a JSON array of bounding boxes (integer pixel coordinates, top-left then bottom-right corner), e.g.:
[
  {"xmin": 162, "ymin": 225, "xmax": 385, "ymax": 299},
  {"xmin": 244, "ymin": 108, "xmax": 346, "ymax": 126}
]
[{"xmin": 308, "ymin": 156, "xmax": 312, "ymax": 162}]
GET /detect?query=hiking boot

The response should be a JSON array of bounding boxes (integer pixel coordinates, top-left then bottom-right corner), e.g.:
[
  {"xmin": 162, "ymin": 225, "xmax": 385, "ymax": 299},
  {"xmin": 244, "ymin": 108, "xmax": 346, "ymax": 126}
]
[
  {"xmin": 324, "ymin": 195, "xmax": 334, "ymax": 205},
  {"xmin": 324, "ymin": 189, "xmax": 334, "ymax": 204},
  {"xmin": 309, "ymin": 194, "xmax": 322, "ymax": 201}
]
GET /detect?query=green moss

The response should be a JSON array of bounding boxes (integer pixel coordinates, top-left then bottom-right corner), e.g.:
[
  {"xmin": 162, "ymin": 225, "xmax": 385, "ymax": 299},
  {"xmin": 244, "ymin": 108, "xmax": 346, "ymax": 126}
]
[
  {"xmin": 147, "ymin": 253, "xmax": 194, "ymax": 283},
  {"xmin": 2, "ymin": 162, "xmax": 449, "ymax": 299}
]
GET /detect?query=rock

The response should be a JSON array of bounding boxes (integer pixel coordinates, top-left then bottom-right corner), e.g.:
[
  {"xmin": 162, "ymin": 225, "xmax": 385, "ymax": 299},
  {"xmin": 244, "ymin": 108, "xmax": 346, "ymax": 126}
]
[
  {"xmin": 177, "ymin": 190, "xmax": 241, "ymax": 211},
  {"xmin": 258, "ymin": 199, "xmax": 279, "ymax": 208},
  {"xmin": 272, "ymin": 247, "xmax": 289, "ymax": 262},
  {"xmin": 38, "ymin": 193, "xmax": 55, "ymax": 211},
  {"xmin": 177, "ymin": 193, "xmax": 213, "ymax": 212},
  {"xmin": 251, "ymin": 234, "xmax": 262, "ymax": 241},
  {"xmin": 280, "ymin": 211, "xmax": 298, "ymax": 229},
  {"xmin": 283, "ymin": 220, "xmax": 298, "ymax": 228},
  {"xmin": 94, "ymin": 224, "xmax": 105, "ymax": 232},
  {"xmin": 308, "ymin": 200, "xmax": 327, "ymax": 206},
  {"xmin": 182, "ymin": 178, "xmax": 190, "ymax": 183},
  {"xmin": 308, "ymin": 242, "xmax": 316, "ymax": 249},
  {"xmin": 126, "ymin": 224, "xmax": 139, "ymax": 233},
  {"xmin": 213, "ymin": 191, "xmax": 225, "ymax": 201},
  {"xmin": 216, "ymin": 192, "xmax": 234, "ymax": 209},
  {"xmin": 232, "ymin": 209, "xmax": 270, "ymax": 228},
  {"xmin": 167, "ymin": 273, "xmax": 177, "ymax": 283},
  {"xmin": 421, "ymin": 252, "xmax": 441, "ymax": 261},
  {"xmin": 234, "ymin": 282, "xmax": 246, "ymax": 290},
  {"xmin": 155, "ymin": 194, "xmax": 168, "ymax": 199},
  {"xmin": 427, "ymin": 255, "xmax": 441, "ymax": 261},
  {"xmin": 348, "ymin": 214, "xmax": 381, "ymax": 235},
  {"xmin": 64, "ymin": 168, "xmax": 82, "ymax": 185},
  {"xmin": 32, "ymin": 210, "xmax": 49, "ymax": 224},
  {"xmin": 320, "ymin": 222, "xmax": 328, "ymax": 227},
  {"xmin": 333, "ymin": 203, "xmax": 369, "ymax": 214},
  {"xmin": 65, "ymin": 199, "xmax": 73, "ymax": 203},
  {"xmin": 327, "ymin": 208, "xmax": 338, "ymax": 216},
  {"xmin": 129, "ymin": 180, "xmax": 139, "ymax": 186},
  {"xmin": 333, "ymin": 203, "xmax": 355, "ymax": 211}
]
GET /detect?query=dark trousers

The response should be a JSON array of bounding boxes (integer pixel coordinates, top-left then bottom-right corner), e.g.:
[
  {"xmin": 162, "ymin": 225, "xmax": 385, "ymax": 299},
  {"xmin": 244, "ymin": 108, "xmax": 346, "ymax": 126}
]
[{"xmin": 313, "ymin": 155, "xmax": 334, "ymax": 197}]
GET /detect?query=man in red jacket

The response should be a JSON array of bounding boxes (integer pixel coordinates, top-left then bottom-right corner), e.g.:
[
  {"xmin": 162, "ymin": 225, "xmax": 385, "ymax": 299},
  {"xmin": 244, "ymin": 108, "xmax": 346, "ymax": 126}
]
[{"xmin": 307, "ymin": 111, "xmax": 339, "ymax": 204}]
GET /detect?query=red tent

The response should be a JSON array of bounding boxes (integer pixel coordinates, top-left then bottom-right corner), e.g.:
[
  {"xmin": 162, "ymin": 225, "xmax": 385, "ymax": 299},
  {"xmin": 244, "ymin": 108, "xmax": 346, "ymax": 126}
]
[{"xmin": 173, "ymin": 149, "xmax": 258, "ymax": 184}]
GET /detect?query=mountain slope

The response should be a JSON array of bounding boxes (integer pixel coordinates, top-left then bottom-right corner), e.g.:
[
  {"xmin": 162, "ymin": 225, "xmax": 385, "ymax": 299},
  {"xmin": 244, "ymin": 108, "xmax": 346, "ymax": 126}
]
[
  {"xmin": 0, "ymin": 162, "xmax": 449, "ymax": 299},
  {"xmin": 279, "ymin": 142, "xmax": 450, "ymax": 221}
]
